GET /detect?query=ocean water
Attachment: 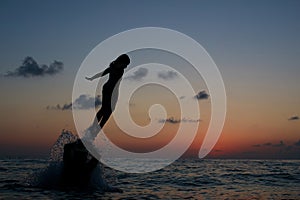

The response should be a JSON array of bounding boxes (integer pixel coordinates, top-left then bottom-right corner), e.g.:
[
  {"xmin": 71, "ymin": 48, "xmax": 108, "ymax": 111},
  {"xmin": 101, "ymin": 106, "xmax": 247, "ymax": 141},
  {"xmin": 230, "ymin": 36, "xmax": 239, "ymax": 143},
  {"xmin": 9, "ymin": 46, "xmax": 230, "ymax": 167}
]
[{"xmin": 1, "ymin": 158, "xmax": 299, "ymax": 199}]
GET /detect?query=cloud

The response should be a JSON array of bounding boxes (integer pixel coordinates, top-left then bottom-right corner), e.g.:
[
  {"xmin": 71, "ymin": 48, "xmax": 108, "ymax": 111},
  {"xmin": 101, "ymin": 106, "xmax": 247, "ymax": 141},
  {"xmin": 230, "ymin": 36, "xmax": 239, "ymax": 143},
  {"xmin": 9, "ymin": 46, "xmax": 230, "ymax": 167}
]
[
  {"xmin": 181, "ymin": 118, "xmax": 201, "ymax": 123},
  {"xmin": 157, "ymin": 70, "xmax": 178, "ymax": 80},
  {"xmin": 61, "ymin": 103, "xmax": 72, "ymax": 110},
  {"xmin": 295, "ymin": 140, "xmax": 300, "ymax": 146},
  {"xmin": 158, "ymin": 117, "xmax": 181, "ymax": 124},
  {"xmin": 73, "ymin": 94, "xmax": 102, "ymax": 109},
  {"xmin": 288, "ymin": 116, "xmax": 299, "ymax": 121},
  {"xmin": 47, "ymin": 95, "xmax": 101, "ymax": 111},
  {"xmin": 263, "ymin": 142, "xmax": 272, "ymax": 146},
  {"xmin": 194, "ymin": 90, "xmax": 209, "ymax": 100},
  {"xmin": 253, "ymin": 141, "xmax": 286, "ymax": 148},
  {"xmin": 125, "ymin": 67, "xmax": 148, "ymax": 81},
  {"xmin": 4, "ymin": 56, "xmax": 63, "ymax": 77},
  {"xmin": 158, "ymin": 117, "xmax": 200, "ymax": 124},
  {"xmin": 46, "ymin": 103, "xmax": 73, "ymax": 111}
]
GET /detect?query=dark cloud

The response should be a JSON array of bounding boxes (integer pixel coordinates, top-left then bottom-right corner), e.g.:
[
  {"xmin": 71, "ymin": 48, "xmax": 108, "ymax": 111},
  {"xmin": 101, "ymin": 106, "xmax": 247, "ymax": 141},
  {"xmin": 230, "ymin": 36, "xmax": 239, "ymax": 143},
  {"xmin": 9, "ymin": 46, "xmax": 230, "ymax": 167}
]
[
  {"xmin": 73, "ymin": 94, "xmax": 101, "ymax": 109},
  {"xmin": 288, "ymin": 116, "xmax": 299, "ymax": 121},
  {"xmin": 4, "ymin": 56, "xmax": 63, "ymax": 77},
  {"xmin": 125, "ymin": 67, "xmax": 148, "ymax": 81},
  {"xmin": 263, "ymin": 142, "xmax": 272, "ymax": 146},
  {"xmin": 47, "ymin": 95, "xmax": 101, "ymax": 111},
  {"xmin": 194, "ymin": 90, "xmax": 209, "ymax": 100},
  {"xmin": 158, "ymin": 117, "xmax": 200, "ymax": 124},
  {"xmin": 46, "ymin": 103, "xmax": 72, "ymax": 111},
  {"xmin": 295, "ymin": 140, "xmax": 300, "ymax": 146},
  {"xmin": 157, "ymin": 70, "xmax": 178, "ymax": 80},
  {"xmin": 158, "ymin": 117, "xmax": 181, "ymax": 124},
  {"xmin": 62, "ymin": 103, "xmax": 73, "ymax": 110},
  {"xmin": 181, "ymin": 118, "xmax": 201, "ymax": 123},
  {"xmin": 253, "ymin": 141, "xmax": 286, "ymax": 148}
]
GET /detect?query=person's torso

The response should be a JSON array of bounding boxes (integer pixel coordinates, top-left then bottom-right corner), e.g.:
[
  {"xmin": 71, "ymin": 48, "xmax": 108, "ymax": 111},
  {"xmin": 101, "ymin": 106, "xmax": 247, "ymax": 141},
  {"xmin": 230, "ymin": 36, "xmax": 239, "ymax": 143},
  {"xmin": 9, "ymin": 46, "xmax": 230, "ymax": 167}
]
[{"xmin": 103, "ymin": 67, "xmax": 124, "ymax": 92}]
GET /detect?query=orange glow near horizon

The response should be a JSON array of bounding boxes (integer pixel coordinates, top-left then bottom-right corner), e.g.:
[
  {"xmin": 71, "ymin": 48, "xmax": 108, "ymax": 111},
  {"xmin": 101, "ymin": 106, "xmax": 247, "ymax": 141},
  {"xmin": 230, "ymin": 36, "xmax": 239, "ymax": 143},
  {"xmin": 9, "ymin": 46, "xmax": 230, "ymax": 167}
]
[{"xmin": 1, "ymin": 94, "xmax": 299, "ymax": 159}]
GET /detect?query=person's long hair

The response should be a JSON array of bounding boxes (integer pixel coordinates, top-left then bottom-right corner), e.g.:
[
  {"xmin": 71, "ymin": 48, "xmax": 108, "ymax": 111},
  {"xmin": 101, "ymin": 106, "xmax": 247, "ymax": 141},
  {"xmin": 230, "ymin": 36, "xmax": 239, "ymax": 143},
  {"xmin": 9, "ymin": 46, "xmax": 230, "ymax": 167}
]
[{"xmin": 110, "ymin": 54, "xmax": 130, "ymax": 68}]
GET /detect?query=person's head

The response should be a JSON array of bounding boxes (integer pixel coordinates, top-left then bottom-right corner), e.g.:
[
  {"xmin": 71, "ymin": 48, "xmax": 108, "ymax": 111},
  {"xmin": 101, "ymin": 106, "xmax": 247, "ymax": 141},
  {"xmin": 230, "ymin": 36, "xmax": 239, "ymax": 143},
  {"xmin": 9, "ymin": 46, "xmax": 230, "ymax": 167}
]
[{"xmin": 111, "ymin": 54, "xmax": 130, "ymax": 69}]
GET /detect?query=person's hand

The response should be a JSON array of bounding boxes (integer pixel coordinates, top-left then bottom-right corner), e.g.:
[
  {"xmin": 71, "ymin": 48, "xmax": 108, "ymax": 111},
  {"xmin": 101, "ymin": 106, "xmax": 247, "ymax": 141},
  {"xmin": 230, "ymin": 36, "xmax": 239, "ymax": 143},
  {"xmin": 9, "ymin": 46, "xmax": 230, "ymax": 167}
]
[{"xmin": 85, "ymin": 77, "xmax": 93, "ymax": 81}]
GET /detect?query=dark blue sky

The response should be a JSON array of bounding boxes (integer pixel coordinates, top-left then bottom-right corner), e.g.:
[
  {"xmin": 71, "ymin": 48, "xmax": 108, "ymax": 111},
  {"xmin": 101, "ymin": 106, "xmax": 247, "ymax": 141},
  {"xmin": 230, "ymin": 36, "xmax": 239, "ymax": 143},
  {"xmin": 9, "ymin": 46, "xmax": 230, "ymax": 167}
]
[{"xmin": 1, "ymin": 0, "xmax": 299, "ymax": 73}]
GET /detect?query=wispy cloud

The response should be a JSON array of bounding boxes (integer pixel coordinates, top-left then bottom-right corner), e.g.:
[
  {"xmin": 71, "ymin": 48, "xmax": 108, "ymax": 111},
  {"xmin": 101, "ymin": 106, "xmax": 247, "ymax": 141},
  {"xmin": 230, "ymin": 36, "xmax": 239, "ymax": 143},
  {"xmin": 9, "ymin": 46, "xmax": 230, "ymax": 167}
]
[
  {"xmin": 253, "ymin": 141, "xmax": 286, "ymax": 148},
  {"xmin": 157, "ymin": 70, "xmax": 178, "ymax": 80},
  {"xmin": 125, "ymin": 67, "xmax": 148, "ymax": 81},
  {"xmin": 47, "ymin": 94, "xmax": 101, "ymax": 111},
  {"xmin": 288, "ymin": 116, "xmax": 299, "ymax": 121},
  {"xmin": 158, "ymin": 117, "xmax": 181, "ymax": 124},
  {"xmin": 194, "ymin": 90, "xmax": 209, "ymax": 100},
  {"xmin": 47, "ymin": 103, "xmax": 73, "ymax": 111},
  {"xmin": 3, "ymin": 56, "xmax": 63, "ymax": 77},
  {"xmin": 263, "ymin": 142, "xmax": 272, "ymax": 146},
  {"xmin": 158, "ymin": 117, "xmax": 200, "ymax": 124}
]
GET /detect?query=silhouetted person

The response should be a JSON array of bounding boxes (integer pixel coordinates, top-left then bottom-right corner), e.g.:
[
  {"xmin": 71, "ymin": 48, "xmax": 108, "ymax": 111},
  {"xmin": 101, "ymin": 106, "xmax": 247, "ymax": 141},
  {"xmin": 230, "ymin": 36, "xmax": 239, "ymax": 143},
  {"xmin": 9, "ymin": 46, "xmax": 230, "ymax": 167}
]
[{"xmin": 85, "ymin": 54, "xmax": 130, "ymax": 140}]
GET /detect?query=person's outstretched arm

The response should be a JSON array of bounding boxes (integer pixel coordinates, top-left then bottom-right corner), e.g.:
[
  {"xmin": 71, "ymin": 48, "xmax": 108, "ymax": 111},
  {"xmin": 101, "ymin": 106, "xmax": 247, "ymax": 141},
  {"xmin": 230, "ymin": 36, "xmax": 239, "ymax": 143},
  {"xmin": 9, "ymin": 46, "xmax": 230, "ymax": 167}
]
[{"xmin": 85, "ymin": 67, "xmax": 110, "ymax": 81}]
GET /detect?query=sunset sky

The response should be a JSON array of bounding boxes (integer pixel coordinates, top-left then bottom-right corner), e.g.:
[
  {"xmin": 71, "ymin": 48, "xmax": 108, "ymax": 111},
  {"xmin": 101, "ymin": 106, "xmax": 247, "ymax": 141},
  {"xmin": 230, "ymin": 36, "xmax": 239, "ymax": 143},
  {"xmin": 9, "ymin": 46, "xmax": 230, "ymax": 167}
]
[{"xmin": 0, "ymin": 0, "xmax": 299, "ymax": 159}]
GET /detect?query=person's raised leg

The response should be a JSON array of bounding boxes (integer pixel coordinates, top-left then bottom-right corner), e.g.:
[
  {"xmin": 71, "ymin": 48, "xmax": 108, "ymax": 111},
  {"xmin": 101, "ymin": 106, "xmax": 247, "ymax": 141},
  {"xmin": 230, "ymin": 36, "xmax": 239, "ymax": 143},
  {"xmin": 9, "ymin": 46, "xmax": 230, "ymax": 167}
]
[
  {"xmin": 96, "ymin": 107, "xmax": 104, "ymax": 123},
  {"xmin": 99, "ymin": 110, "xmax": 112, "ymax": 129}
]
